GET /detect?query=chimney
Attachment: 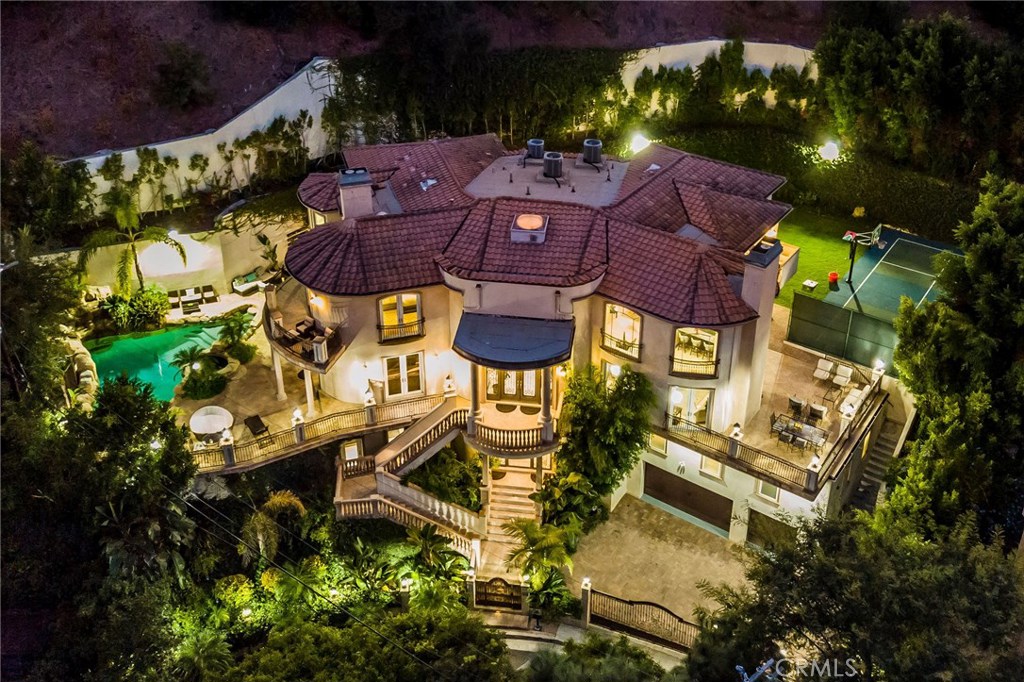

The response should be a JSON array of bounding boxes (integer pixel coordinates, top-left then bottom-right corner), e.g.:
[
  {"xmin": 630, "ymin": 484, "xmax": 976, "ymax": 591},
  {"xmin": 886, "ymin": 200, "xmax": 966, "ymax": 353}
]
[{"xmin": 338, "ymin": 168, "xmax": 374, "ymax": 220}]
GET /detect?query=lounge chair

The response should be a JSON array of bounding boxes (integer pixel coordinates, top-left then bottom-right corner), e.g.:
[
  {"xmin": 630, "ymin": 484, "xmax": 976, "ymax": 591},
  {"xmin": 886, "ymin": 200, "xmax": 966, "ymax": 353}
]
[
  {"xmin": 809, "ymin": 404, "xmax": 828, "ymax": 423},
  {"xmin": 813, "ymin": 358, "xmax": 834, "ymax": 382},
  {"xmin": 201, "ymin": 284, "xmax": 217, "ymax": 303},
  {"xmin": 168, "ymin": 289, "xmax": 181, "ymax": 309},
  {"xmin": 832, "ymin": 364, "xmax": 853, "ymax": 389},
  {"xmin": 788, "ymin": 396, "xmax": 806, "ymax": 416},
  {"xmin": 244, "ymin": 415, "xmax": 272, "ymax": 446}
]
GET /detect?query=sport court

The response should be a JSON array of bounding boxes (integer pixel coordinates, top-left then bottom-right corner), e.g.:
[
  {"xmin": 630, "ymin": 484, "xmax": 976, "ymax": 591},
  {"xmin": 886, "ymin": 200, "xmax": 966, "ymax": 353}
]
[{"xmin": 823, "ymin": 230, "xmax": 958, "ymax": 322}]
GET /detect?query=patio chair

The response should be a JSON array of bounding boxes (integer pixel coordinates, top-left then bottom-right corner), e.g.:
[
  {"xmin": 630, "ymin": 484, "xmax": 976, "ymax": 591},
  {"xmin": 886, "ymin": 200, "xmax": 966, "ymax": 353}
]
[
  {"xmin": 813, "ymin": 358, "xmax": 834, "ymax": 382},
  {"xmin": 201, "ymin": 284, "xmax": 218, "ymax": 303},
  {"xmin": 167, "ymin": 290, "xmax": 181, "ymax": 309},
  {"xmin": 793, "ymin": 437, "xmax": 809, "ymax": 451},
  {"xmin": 769, "ymin": 411, "xmax": 779, "ymax": 437},
  {"xmin": 244, "ymin": 415, "xmax": 272, "ymax": 447},
  {"xmin": 832, "ymin": 364, "xmax": 853, "ymax": 389},
  {"xmin": 779, "ymin": 432, "xmax": 795, "ymax": 448},
  {"xmin": 809, "ymin": 404, "xmax": 828, "ymax": 423}
]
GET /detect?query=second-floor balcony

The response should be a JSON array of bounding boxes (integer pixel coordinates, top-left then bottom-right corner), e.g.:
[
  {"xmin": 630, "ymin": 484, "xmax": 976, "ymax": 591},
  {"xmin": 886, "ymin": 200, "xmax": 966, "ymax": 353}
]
[
  {"xmin": 669, "ymin": 356, "xmax": 720, "ymax": 378},
  {"xmin": 600, "ymin": 331, "xmax": 641, "ymax": 360},
  {"xmin": 264, "ymin": 280, "xmax": 346, "ymax": 372}
]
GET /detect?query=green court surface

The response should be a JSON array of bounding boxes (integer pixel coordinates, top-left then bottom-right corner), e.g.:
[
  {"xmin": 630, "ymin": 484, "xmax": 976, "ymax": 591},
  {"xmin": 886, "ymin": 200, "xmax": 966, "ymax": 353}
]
[{"xmin": 824, "ymin": 236, "xmax": 952, "ymax": 322}]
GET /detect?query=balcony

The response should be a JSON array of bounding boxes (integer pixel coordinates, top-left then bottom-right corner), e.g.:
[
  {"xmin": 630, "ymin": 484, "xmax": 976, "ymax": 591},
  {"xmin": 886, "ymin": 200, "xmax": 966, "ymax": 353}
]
[
  {"xmin": 601, "ymin": 331, "xmax": 641, "ymax": 361},
  {"xmin": 668, "ymin": 356, "xmax": 719, "ymax": 379},
  {"xmin": 377, "ymin": 318, "xmax": 425, "ymax": 343},
  {"xmin": 263, "ymin": 279, "xmax": 346, "ymax": 373}
]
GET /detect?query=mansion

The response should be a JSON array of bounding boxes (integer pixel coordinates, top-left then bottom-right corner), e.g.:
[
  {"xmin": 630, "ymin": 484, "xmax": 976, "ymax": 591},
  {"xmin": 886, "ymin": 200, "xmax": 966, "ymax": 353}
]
[{"xmin": 250, "ymin": 134, "xmax": 898, "ymax": 566}]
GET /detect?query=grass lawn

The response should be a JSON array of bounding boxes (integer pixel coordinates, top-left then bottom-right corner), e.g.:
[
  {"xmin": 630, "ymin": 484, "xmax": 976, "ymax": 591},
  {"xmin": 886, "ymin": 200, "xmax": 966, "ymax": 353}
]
[{"xmin": 775, "ymin": 206, "xmax": 872, "ymax": 309}]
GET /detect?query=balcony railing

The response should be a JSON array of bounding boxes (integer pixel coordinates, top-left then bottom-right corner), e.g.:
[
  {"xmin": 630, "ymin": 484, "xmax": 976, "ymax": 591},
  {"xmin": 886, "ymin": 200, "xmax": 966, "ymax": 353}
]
[
  {"xmin": 669, "ymin": 356, "xmax": 720, "ymax": 378},
  {"xmin": 335, "ymin": 496, "xmax": 475, "ymax": 559},
  {"xmin": 380, "ymin": 407, "xmax": 470, "ymax": 474},
  {"xmin": 377, "ymin": 318, "xmax": 425, "ymax": 343},
  {"xmin": 600, "ymin": 331, "xmax": 641, "ymax": 360},
  {"xmin": 665, "ymin": 414, "xmax": 809, "ymax": 490},
  {"xmin": 471, "ymin": 422, "xmax": 559, "ymax": 456},
  {"xmin": 263, "ymin": 307, "xmax": 345, "ymax": 370}
]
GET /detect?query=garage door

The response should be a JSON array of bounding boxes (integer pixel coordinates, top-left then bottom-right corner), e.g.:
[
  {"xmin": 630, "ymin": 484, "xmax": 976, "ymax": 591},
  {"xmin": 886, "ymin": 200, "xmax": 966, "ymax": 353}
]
[{"xmin": 644, "ymin": 463, "xmax": 732, "ymax": 532}]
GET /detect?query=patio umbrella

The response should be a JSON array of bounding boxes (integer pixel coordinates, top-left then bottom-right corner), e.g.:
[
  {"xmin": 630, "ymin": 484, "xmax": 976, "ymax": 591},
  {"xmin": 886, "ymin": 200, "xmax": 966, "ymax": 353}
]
[{"xmin": 189, "ymin": 405, "xmax": 234, "ymax": 437}]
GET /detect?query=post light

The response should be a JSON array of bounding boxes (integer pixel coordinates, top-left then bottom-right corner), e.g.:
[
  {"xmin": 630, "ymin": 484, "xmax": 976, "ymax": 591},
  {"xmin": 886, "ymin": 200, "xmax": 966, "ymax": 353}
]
[
  {"xmin": 292, "ymin": 407, "xmax": 304, "ymax": 425},
  {"xmin": 630, "ymin": 132, "xmax": 651, "ymax": 154},
  {"xmin": 400, "ymin": 577, "xmax": 413, "ymax": 590},
  {"xmin": 363, "ymin": 386, "xmax": 376, "ymax": 407},
  {"xmin": 730, "ymin": 423, "xmax": 743, "ymax": 439},
  {"xmin": 818, "ymin": 141, "xmax": 840, "ymax": 162},
  {"xmin": 443, "ymin": 374, "xmax": 456, "ymax": 396},
  {"xmin": 581, "ymin": 577, "xmax": 592, "ymax": 590},
  {"xmin": 329, "ymin": 588, "xmax": 339, "ymax": 598},
  {"xmin": 240, "ymin": 608, "xmax": 252, "ymax": 618},
  {"xmin": 220, "ymin": 428, "xmax": 232, "ymax": 443},
  {"xmin": 608, "ymin": 364, "xmax": 622, "ymax": 378},
  {"xmin": 809, "ymin": 455, "xmax": 821, "ymax": 469}
]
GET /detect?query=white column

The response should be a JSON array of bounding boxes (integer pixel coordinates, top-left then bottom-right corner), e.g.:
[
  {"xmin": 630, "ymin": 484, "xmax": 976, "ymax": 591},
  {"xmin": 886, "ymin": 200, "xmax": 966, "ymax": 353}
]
[
  {"xmin": 468, "ymin": 363, "xmax": 481, "ymax": 436},
  {"xmin": 540, "ymin": 367, "xmax": 553, "ymax": 442},
  {"xmin": 272, "ymin": 349, "xmax": 287, "ymax": 402},
  {"xmin": 304, "ymin": 370, "xmax": 316, "ymax": 416}
]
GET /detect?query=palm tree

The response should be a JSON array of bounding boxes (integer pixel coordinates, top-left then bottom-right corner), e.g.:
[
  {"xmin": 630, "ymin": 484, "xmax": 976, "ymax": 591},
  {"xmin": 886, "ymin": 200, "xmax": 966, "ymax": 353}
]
[
  {"xmin": 405, "ymin": 523, "xmax": 465, "ymax": 579},
  {"xmin": 238, "ymin": 490, "xmax": 306, "ymax": 566},
  {"xmin": 218, "ymin": 312, "xmax": 249, "ymax": 349},
  {"xmin": 173, "ymin": 630, "xmax": 232, "ymax": 682},
  {"xmin": 503, "ymin": 518, "xmax": 574, "ymax": 590},
  {"xmin": 172, "ymin": 344, "xmax": 206, "ymax": 378},
  {"xmin": 78, "ymin": 189, "xmax": 185, "ymax": 291}
]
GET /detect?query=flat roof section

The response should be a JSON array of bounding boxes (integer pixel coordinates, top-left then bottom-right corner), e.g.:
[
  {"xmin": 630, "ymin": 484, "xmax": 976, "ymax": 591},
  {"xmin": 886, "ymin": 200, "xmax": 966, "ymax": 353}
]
[
  {"xmin": 452, "ymin": 313, "xmax": 574, "ymax": 371},
  {"xmin": 465, "ymin": 155, "xmax": 629, "ymax": 207}
]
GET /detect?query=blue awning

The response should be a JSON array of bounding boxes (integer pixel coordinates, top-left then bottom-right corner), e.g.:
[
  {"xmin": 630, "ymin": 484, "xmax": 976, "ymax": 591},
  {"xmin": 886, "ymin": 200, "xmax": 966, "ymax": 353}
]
[{"xmin": 453, "ymin": 313, "xmax": 574, "ymax": 370}]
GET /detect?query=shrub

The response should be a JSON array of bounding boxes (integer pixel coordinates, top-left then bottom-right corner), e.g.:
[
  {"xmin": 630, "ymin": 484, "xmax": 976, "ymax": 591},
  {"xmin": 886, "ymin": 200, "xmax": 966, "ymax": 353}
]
[
  {"xmin": 182, "ymin": 369, "xmax": 227, "ymax": 400},
  {"xmin": 153, "ymin": 42, "xmax": 212, "ymax": 110},
  {"xmin": 99, "ymin": 286, "xmax": 170, "ymax": 331},
  {"xmin": 226, "ymin": 341, "xmax": 256, "ymax": 364},
  {"xmin": 402, "ymin": 446, "xmax": 482, "ymax": 511},
  {"xmin": 532, "ymin": 471, "xmax": 609, "ymax": 535}
]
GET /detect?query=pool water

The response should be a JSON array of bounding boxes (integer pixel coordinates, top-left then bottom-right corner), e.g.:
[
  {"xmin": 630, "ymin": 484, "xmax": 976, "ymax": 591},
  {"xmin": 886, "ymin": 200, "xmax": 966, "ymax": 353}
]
[{"xmin": 87, "ymin": 323, "xmax": 226, "ymax": 401}]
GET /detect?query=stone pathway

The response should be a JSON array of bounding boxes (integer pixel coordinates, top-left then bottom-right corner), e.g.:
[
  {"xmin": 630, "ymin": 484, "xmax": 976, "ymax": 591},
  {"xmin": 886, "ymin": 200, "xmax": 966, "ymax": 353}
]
[{"xmin": 567, "ymin": 495, "xmax": 747, "ymax": 620}]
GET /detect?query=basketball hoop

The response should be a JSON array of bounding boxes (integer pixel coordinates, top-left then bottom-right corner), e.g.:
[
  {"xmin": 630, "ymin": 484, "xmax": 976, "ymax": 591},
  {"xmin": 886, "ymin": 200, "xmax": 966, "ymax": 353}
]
[{"xmin": 842, "ymin": 224, "xmax": 886, "ymax": 284}]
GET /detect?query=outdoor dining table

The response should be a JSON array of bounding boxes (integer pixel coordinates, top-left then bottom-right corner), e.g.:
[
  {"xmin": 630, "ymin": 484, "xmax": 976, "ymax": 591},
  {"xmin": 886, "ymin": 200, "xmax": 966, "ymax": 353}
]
[{"xmin": 772, "ymin": 413, "xmax": 828, "ymax": 448}]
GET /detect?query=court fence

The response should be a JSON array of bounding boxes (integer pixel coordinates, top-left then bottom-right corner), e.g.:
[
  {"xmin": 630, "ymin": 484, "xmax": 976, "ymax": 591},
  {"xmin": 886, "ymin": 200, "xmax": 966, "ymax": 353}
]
[{"xmin": 787, "ymin": 292, "xmax": 897, "ymax": 370}]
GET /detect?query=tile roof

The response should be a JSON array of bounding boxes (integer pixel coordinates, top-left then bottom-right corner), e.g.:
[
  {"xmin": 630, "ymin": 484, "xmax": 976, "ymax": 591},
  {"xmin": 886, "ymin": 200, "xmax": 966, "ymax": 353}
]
[
  {"xmin": 285, "ymin": 206, "xmax": 470, "ymax": 296},
  {"xmin": 289, "ymin": 136, "xmax": 789, "ymax": 326},
  {"xmin": 342, "ymin": 134, "xmax": 508, "ymax": 213},
  {"xmin": 437, "ymin": 198, "xmax": 607, "ymax": 287},
  {"xmin": 297, "ymin": 172, "xmax": 339, "ymax": 212},
  {"xmin": 599, "ymin": 220, "xmax": 757, "ymax": 326}
]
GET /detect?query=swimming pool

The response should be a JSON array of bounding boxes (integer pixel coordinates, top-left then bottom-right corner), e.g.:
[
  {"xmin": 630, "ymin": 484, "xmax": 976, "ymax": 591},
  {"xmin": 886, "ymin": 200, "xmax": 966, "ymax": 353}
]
[{"xmin": 86, "ymin": 323, "xmax": 226, "ymax": 401}]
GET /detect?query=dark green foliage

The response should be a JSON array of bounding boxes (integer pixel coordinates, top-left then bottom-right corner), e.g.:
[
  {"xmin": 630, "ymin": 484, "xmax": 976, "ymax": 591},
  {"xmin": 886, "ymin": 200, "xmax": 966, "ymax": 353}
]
[
  {"xmin": 182, "ymin": 368, "xmax": 227, "ymax": 400},
  {"xmin": 219, "ymin": 311, "xmax": 257, "ymax": 363},
  {"xmin": 402, "ymin": 446, "xmax": 482, "ymax": 511},
  {"xmin": 685, "ymin": 513, "xmax": 1024, "ymax": 682},
  {"xmin": 226, "ymin": 341, "xmax": 256, "ymax": 364},
  {"xmin": 219, "ymin": 610, "xmax": 516, "ymax": 682},
  {"xmin": 154, "ymin": 41, "xmax": 213, "ymax": 110},
  {"xmin": 556, "ymin": 365, "xmax": 655, "ymax": 495},
  {"xmin": 527, "ymin": 633, "xmax": 671, "ymax": 682},
  {"xmin": 100, "ymin": 286, "xmax": 171, "ymax": 331},
  {"xmin": 890, "ymin": 176, "xmax": 1024, "ymax": 538},
  {"xmin": 0, "ymin": 139, "xmax": 96, "ymax": 244},
  {"xmin": 532, "ymin": 470, "xmax": 608, "ymax": 535}
]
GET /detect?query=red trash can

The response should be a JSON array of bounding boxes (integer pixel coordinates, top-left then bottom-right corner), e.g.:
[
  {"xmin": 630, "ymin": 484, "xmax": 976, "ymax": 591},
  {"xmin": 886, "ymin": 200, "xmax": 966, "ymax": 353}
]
[{"xmin": 828, "ymin": 271, "xmax": 839, "ymax": 285}]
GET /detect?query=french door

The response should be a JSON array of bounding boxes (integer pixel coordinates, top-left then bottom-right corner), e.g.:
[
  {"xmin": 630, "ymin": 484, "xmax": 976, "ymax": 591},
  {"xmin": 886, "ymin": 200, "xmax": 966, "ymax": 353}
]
[
  {"xmin": 384, "ymin": 352, "xmax": 423, "ymax": 399},
  {"xmin": 485, "ymin": 369, "xmax": 540, "ymax": 404}
]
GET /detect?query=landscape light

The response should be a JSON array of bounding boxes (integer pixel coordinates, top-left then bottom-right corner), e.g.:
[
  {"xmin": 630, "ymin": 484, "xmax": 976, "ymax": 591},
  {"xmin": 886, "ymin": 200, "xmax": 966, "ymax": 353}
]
[
  {"xmin": 168, "ymin": 229, "xmax": 179, "ymax": 238},
  {"xmin": 150, "ymin": 438, "xmax": 162, "ymax": 450},
  {"xmin": 818, "ymin": 141, "xmax": 840, "ymax": 162},
  {"xmin": 192, "ymin": 362, "xmax": 201, "ymax": 370},
  {"xmin": 874, "ymin": 359, "xmax": 886, "ymax": 371},
  {"xmin": 609, "ymin": 364, "xmax": 622, "ymax": 378},
  {"xmin": 630, "ymin": 132, "xmax": 651, "ymax": 154}
]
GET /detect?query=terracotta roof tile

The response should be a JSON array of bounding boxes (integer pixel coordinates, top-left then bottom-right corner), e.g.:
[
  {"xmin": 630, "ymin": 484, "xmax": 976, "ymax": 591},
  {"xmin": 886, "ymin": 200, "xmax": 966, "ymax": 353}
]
[
  {"xmin": 285, "ymin": 206, "xmax": 470, "ymax": 296},
  {"xmin": 297, "ymin": 172, "xmax": 339, "ymax": 212},
  {"xmin": 598, "ymin": 220, "xmax": 757, "ymax": 326},
  {"xmin": 437, "ymin": 198, "xmax": 607, "ymax": 287},
  {"xmin": 676, "ymin": 181, "xmax": 791, "ymax": 250},
  {"xmin": 342, "ymin": 134, "xmax": 507, "ymax": 213}
]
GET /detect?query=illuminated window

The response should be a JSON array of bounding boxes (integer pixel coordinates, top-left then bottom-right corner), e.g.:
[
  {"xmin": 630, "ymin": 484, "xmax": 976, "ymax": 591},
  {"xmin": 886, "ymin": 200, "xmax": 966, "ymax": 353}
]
[
  {"xmin": 672, "ymin": 328, "xmax": 719, "ymax": 376},
  {"xmin": 648, "ymin": 433, "xmax": 668, "ymax": 455},
  {"xmin": 601, "ymin": 360, "xmax": 621, "ymax": 390},
  {"xmin": 378, "ymin": 293, "xmax": 423, "ymax": 342},
  {"xmin": 313, "ymin": 212, "xmax": 327, "ymax": 226},
  {"xmin": 700, "ymin": 456, "xmax": 723, "ymax": 479},
  {"xmin": 384, "ymin": 353, "xmax": 423, "ymax": 399},
  {"xmin": 756, "ymin": 480, "xmax": 780, "ymax": 502},
  {"xmin": 602, "ymin": 303, "xmax": 642, "ymax": 360},
  {"xmin": 341, "ymin": 440, "xmax": 362, "ymax": 461},
  {"xmin": 667, "ymin": 386, "xmax": 713, "ymax": 428}
]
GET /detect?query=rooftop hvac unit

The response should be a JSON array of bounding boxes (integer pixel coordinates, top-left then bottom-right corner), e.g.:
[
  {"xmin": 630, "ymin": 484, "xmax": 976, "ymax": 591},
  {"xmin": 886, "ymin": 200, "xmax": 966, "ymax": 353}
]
[
  {"xmin": 527, "ymin": 139, "xmax": 545, "ymax": 159},
  {"xmin": 543, "ymin": 152, "xmax": 563, "ymax": 178},
  {"xmin": 510, "ymin": 213, "xmax": 549, "ymax": 244},
  {"xmin": 583, "ymin": 138, "xmax": 603, "ymax": 164}
]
